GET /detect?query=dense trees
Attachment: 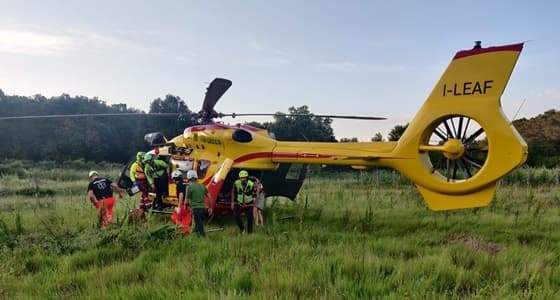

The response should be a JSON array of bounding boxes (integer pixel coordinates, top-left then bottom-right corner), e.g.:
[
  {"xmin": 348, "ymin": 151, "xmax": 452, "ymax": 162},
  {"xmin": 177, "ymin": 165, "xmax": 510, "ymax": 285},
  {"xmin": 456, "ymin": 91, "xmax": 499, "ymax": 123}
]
[
  {"xmin": 261, "ymin": 106, "xmax": 336, "ymax": 142},
  {"xmin": 0, "ymin": 89, "xmax": 558, "ymax": 167},
  {"xmin": 371, "ymin": 132, "xmax": 384, "ymax": 142},
  {"xmin": 0, "ymin": 91, "xmax": 191, "ymax": 162},
  {"xmin": 387, "ymin": 124, "xmax": 409, "ymax": 141},
  {"xmin": 148, "ymin": 94, "xmax": 195, "ymax": 138},
  {"xmin": 513, "ymin": 110, "xmax": 560, "ymax": 167},
  {"xmin": 0, "ymin": 94, "xmax": 335, "ymax": 162},
  {"xmin": 340, "ymin": 137, "xmax": 358, "ymax": 143},
  {"xmin": 246, "ymin": 106, "xmax": 336, "ymax": 142}
]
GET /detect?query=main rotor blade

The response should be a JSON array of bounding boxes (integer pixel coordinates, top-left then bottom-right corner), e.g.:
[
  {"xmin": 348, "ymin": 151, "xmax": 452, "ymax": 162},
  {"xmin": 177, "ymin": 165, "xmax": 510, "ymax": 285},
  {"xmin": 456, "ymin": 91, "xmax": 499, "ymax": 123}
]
[
  {"xmin": 201, "ymin": 78, "xmax": 232, "ymax": 113},
  {"xmin": 219, "ymin": 113, "xmax": 386, "ymax": 120},
  {"xmin": 0, "ymin": 113, "xmax": 179, "ymax": 121}
]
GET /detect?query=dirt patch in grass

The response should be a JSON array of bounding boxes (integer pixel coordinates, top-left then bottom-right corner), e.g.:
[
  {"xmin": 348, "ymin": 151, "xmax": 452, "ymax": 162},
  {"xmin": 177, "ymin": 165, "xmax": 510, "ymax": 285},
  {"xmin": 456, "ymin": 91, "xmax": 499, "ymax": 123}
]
[{"xmin": 449, "ymin": 234, "xmax": 501, "ymax": 256}]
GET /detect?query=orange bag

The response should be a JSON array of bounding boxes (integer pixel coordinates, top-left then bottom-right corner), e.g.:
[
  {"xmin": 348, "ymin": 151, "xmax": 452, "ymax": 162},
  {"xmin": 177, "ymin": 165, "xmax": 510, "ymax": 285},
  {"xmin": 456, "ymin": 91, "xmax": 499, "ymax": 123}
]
[{"xmin": 171, "ymin": 205, "xmax": 192, "ymax": 235}]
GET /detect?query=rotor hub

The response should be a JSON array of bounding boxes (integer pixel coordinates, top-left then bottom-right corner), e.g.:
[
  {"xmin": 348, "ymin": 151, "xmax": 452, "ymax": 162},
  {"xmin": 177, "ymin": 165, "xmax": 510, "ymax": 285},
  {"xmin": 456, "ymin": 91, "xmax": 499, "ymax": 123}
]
[{"xmin": 442, "ymin": 139, "xmax": 465, "ymax": 160}]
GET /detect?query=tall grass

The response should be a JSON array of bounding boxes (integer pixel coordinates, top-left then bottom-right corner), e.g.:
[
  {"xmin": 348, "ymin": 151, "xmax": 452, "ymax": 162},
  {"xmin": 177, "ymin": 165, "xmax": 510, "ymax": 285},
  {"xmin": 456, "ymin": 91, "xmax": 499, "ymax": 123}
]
[
  {"xmin": 314, "ymin": 166, "xmax": 560, "ymax": 187},
  {"xmin": 0, "ymin": 161, "xmax": 559, "ymax": 298}
]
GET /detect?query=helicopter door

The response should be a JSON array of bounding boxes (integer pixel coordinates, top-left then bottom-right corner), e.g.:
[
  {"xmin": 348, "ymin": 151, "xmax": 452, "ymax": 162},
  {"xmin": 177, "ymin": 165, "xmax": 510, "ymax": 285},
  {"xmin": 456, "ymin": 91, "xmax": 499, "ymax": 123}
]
[
  {"xmin": 206, "ymin": 158, "xmax": 234, "ymax": 210},
  {"xmin": 117, "ymin": 158, "xmax": 135, "ymax": 195}
]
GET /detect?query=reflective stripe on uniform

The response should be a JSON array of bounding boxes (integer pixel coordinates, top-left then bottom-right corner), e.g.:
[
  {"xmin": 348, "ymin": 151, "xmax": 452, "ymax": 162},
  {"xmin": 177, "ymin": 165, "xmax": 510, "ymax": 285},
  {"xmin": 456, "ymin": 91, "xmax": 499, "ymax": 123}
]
[{"xmin": 234, "ymin": 179, "xmax": 254, "ymax": 204}]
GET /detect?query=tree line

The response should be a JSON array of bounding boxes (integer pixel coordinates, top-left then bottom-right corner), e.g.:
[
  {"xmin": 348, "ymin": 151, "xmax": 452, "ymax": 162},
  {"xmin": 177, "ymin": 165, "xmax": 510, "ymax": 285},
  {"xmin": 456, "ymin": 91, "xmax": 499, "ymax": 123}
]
[
  {"xmin": 0, "ymin": 89, "xmax": 557, "ymax": 167},
  {"xmin": 0, "ymin": 91, "xmax": 193, "ymax": 162},
  {"xmin": 0, "ymin": 91, "xmax": 338, "ymax": 163},
  {"xmin": 512, "ymin": 109, "xmax": 560, "ymax": 167}
]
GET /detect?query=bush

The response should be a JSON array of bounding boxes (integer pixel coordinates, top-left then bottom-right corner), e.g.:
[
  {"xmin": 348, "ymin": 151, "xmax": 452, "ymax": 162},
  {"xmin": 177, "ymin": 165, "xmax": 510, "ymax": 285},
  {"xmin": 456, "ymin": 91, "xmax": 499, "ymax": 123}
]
[
  {"xmin": 502, "ymin": 168, "xmax": 559, "ymax": 186},
  {"xmin": 14, "ymin": 187, "xmax": 56, "ymax": 197}
]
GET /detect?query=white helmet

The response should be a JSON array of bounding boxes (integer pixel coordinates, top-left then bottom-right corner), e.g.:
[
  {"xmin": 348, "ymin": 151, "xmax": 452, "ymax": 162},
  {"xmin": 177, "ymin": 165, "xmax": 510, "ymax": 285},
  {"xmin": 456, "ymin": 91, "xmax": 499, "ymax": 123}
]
[
  {"xmin": 186, "ymin": 170, "xmax": 198, "ymax": 180},
  {"xmin": 171, "ymin": 170, "xmax": 183, "ymax": 179}
]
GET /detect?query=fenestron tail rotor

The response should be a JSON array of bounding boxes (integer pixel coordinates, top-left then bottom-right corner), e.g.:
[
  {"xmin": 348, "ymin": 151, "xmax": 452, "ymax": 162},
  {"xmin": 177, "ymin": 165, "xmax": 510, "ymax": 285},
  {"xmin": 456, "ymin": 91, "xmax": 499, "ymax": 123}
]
[{"xmin": 420, "ymin": 115, "xmax": 488, "ymax": 182}]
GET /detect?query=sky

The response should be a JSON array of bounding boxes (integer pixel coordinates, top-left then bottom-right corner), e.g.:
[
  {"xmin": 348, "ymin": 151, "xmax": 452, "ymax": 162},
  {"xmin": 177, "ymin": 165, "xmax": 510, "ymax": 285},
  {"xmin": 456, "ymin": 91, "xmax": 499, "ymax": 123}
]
[{"xmin": 0, "ymin": 1, "xmax": 558, "ymax": 140}]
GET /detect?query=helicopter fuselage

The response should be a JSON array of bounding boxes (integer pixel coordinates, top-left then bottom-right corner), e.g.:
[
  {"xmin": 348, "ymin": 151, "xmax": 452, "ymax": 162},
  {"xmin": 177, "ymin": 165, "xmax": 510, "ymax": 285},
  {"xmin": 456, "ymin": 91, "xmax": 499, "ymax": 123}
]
[{"xmin": 145, "ymin": 122, "xmax": 399, "ymax": 214}]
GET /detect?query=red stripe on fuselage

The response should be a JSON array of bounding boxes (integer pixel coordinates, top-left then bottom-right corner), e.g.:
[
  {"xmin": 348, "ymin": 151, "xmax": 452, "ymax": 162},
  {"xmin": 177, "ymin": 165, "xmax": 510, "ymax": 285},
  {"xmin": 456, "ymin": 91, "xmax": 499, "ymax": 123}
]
[
  {"xmin": 300, "ymin": 153, "xmax": 332, "ymax": 158},
  {"xmin": 233, "ymin": 151, "xmax": 331, "ymax": 162},
  {"xmin": 201, "ymin": 150, "xmax": 327, "ymax": 189},
  {"xmin": 233, "ymin": 152, "xmax": 274, "ymax": 163},
  {"xmin": 453, "ymin": 43, "xmax": 523, "ymax": 60},
  {"xmin": 271, "ymin": 152, "xmax": 298, "ymax": 159}
]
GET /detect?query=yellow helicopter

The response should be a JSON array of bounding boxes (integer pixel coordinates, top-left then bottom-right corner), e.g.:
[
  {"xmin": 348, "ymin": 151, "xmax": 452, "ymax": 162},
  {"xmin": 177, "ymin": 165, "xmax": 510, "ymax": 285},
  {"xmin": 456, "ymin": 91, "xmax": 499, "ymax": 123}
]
[
  {"xmin": 115, "ymin": 41, "xmax": 527, "ymax": 213},
  {"xmin": 0, "ymin": 41, "xmax": 528, "ymax": 213}
]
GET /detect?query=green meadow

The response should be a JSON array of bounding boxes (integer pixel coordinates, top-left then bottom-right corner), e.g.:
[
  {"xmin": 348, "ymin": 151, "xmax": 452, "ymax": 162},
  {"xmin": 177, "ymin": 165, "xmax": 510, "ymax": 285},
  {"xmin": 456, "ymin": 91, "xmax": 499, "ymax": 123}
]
[{"xmin": 0, "ymin": 161, "xmax": 559, "ymax": 299}]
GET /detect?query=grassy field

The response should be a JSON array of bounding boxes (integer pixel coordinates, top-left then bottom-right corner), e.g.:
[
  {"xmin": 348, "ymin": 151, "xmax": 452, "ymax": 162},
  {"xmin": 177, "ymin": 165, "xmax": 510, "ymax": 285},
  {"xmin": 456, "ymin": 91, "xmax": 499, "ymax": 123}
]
[{"xmin": 0, "ymin": 162, "xmax": 559, "ymax": 299}]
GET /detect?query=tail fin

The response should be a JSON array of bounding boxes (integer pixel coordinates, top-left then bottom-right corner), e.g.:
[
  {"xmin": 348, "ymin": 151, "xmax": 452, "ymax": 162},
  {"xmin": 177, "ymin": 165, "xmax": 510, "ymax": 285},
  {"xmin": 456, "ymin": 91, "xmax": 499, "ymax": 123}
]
[
  {"xmin": 392, "ymin": 43, "xmax": 527, "ymax": 211},
  {"xmin": 428, "ymin": 43, "xmax": 523, "ymax": 104}
]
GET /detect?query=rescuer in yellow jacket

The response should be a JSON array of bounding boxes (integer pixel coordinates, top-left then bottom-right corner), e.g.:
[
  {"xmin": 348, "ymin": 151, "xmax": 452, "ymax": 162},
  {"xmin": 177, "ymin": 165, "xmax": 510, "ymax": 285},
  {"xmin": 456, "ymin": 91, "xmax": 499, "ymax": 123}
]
[
  {"xmin": 230, "ymin": 170, "xmax": 257, "ymax": 233},
  {"xmin": 129, "ymin": 152, "xmax": 150, "ymax": 209},
  {"xmin": 143, "ymin": 153, "xmax": 169, "ymax": 210},
  {"xmin": 129, "ymin": 151, "xmax": 146, "ymax": 182}
]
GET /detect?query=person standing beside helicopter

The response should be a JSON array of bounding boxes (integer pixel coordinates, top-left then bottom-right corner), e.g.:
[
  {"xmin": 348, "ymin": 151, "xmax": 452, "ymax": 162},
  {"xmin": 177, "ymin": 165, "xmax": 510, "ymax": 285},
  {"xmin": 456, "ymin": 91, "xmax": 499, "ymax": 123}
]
[
  {"xmin": 129, "ymin": 151, "xmax": 150, "ymax": 209},
  {"xmin": 250, "ymin": 176, "xmax": 265, "ymax": 227},
  {"xmin": 171, "ymin": 170, "xmax": 191, "ymax": 234},
  {"xmin": 185, "ymin": 170, "xmax": 209, "ymax": 236},
  {"xmin": 231, "ymin": 170, "xmax": 257, "ymax": 233},
  {"xmin": 143, "ymin": 153, "xmax": 169, "ymax": 210}
]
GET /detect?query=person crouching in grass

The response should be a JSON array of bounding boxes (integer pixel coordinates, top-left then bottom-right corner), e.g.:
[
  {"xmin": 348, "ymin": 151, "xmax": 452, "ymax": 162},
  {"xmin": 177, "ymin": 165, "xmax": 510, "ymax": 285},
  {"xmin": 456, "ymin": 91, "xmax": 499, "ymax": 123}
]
[{"xmin": 87, "ymin": 171, "xmax": 124, "ymax": 229}]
